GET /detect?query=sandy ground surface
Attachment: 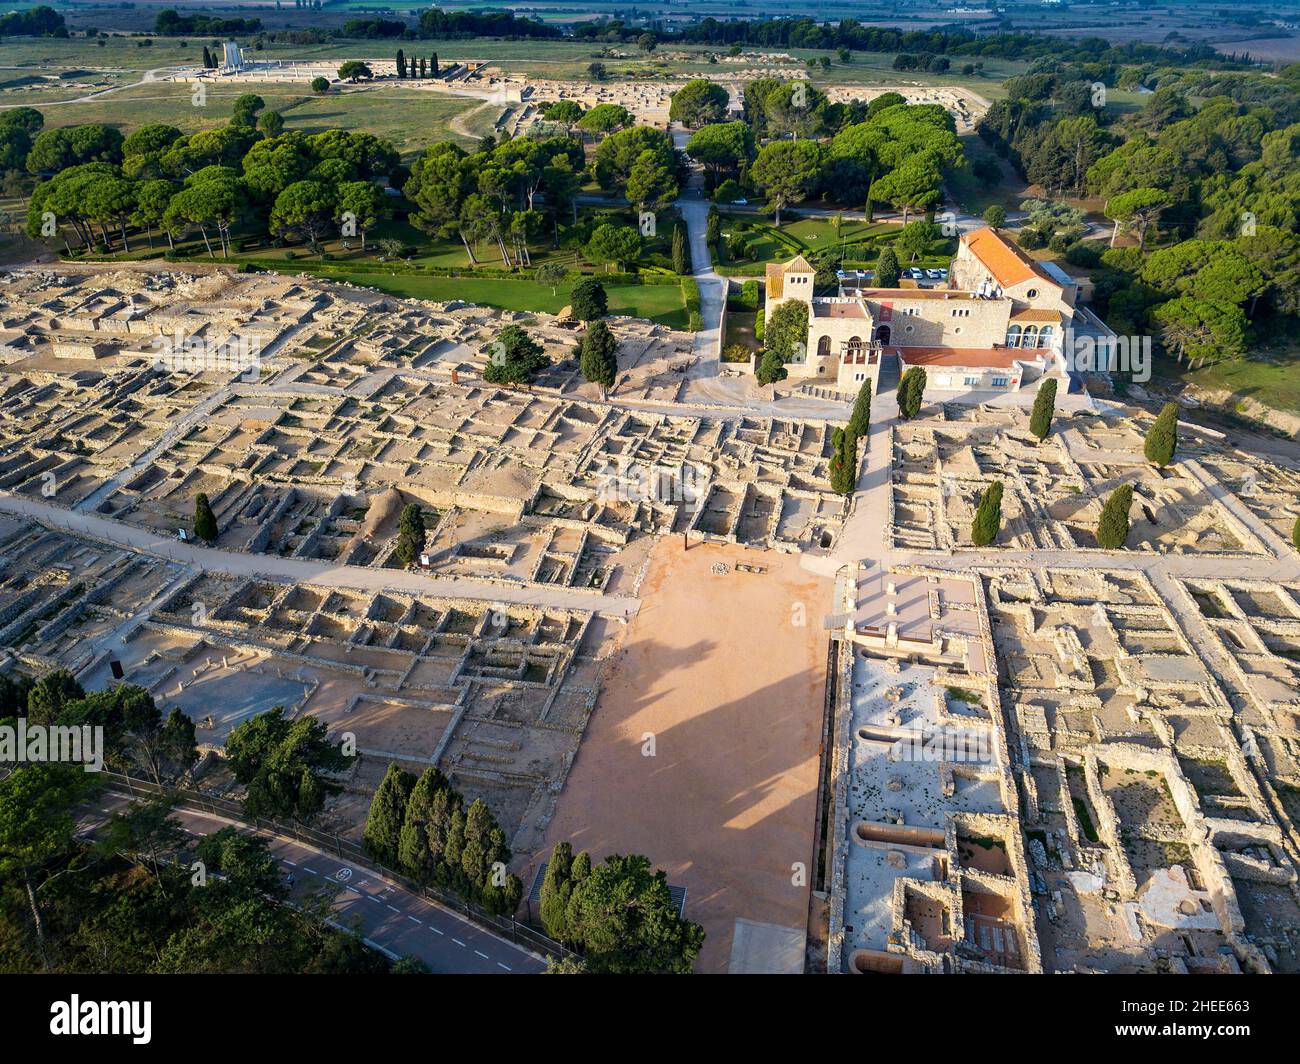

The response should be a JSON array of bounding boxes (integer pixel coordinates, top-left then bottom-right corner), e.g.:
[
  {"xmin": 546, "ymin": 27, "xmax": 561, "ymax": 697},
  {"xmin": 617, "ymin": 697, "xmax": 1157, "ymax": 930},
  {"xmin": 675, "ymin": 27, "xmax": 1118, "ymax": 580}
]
[{"xmin": 532, "ymin": 537, "xmax": 831, "ymax": 972}]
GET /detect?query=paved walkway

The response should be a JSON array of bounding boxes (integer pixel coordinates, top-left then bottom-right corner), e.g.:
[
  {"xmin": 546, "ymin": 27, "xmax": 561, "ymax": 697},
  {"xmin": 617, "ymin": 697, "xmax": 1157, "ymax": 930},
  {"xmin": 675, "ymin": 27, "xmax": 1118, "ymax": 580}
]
[{"xmin": 1, "ymin": 492, "xmax": 641, "ymax": 617}]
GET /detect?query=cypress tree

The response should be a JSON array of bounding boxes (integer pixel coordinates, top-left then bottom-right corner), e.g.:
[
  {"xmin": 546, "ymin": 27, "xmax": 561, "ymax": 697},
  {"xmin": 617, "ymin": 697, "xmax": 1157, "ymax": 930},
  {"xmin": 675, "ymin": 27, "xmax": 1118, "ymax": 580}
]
[
  {"xmin": 364, "ymin": 762, "xmax": 416, "ymax": 867},
  {"xmin": 394, "ymin": 502, "xmax": 425, "ymax": 567},
  {"xmin": 431, "ymin": 53, "xmax": 439, "ymax": 75},
  {"xmin": 831, "ymin": 427, "xmax": 858, "ymax": 495},
  {"xmin": 442, "ymin": 807, "xmax": 467, "ymax": 891},
  {"xmin": 396, "ymin": 49, "xmax": 406, "ymax": 78},
  {"xmin": 898, "ymin": 366, "xmax": 926, "ymax": 420},
  {"xmin": 876, "ymin": 245, "xmax": 900, "ymax": 287},
  {"xmin": 1144, "ymin": 402, "xmax": 1179, "ymax": 467},
  {"xmin": 1029, "ymin": 377, "xmax": 1057, "ymax": 441},
  {"xmin": 970, "ymin": 480, "xmax": 1004, "ymax": 547},
  {"xmin": 1096, "ymin": 482, "xmax": 1134, "ymax": 548},
  {"xmin": 539, "ymin": 841, "xmax": 575, "ymax": 941},
  {"xmin": 671, "ymin": 222, "xmax": 690, "ymax": 275},
  {"xmin": 1293, "ymin": 514, "xmax": 1300, "ymax": 553},
  {"xmin": 193, "ymin": 492, "xmax": 218, "ymax": 543},
  {"xmin": 579, "ymin": 320, "xmax": 618, "ymax": 397},
  {"xmin": 848, "ymin": 378, "xmax": 872, "ymax": 437},
  {"xmin": 398, "ymin": 766, "xmax": 450, "ymax": 879}
]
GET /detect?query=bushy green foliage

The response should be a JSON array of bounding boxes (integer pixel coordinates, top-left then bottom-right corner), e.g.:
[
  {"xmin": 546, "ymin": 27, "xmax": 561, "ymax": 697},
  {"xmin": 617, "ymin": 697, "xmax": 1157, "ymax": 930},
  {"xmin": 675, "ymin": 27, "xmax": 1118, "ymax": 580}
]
[
  {"xmin": 537, "ymin": 843, "xmax": 704, "ymax": 973},
  {"xmin": 393, "ymin": 503, "xmax": 425, "ymax": 567},
  {"xmin": 482, "ymin": 323, "xmax": 548, "ymax": 387},
  {"xmin": 897, "ymin": 366, "xmax": 927, "ymax": 419},
  {"xmin": 364, "ymin": 762, "xmax": 523, "ymax": 914},
  {"xmin": 875, "ymin": 246, "xmax": 900, "ymax": 288},
  {"xmin": 570, "ymin": 277, "xmax": 608, "ymax": 321},
  {"xmin": 830, "ymin": 427, "xmax": 859, "ymax": 494},
  {"xmin": 227, "ymin": 707, "xmax": 355, "ymax": 823}
]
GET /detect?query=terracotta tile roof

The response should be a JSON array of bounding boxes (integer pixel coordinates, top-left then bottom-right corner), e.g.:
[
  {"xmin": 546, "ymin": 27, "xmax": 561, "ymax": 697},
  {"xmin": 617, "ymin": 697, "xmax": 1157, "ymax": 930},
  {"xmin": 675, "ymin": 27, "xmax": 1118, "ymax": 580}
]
[
  {"xmin": 765, "ymin": 262, "xmax": 784, "ymax": 301},
  {"xmin": 895, "ymin": 345, "xmax": 1049, "ymax": 369},
  {"xmin": 963, "ymin": 227, "xmax": 1053, "ymax": 289},
  {"xmin": 1009, "ymin": 308, "xmax": 1063, "ymax": 322},
  {"xmin": 812, "ymin": 301, "xmax": 868, "ymax": 318}
]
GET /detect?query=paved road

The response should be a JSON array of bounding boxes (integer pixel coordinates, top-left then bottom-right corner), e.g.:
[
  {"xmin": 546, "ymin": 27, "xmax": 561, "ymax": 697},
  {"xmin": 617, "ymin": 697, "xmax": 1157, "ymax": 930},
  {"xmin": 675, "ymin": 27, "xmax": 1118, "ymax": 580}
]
[
  {"xmin": 81, "ymin": 792, "xmax": 546, "ymax": 973},
  {"xmin": 0, "ymin": 492, "xmax": 641, "ymax": 617}
]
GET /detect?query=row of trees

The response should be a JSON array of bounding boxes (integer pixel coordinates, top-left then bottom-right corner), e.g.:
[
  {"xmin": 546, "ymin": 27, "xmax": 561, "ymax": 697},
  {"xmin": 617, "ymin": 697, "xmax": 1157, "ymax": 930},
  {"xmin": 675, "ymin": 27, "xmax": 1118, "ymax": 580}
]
[
  {"xmin": 405, "ymin": 135, "xmax": 586, "ymax": 264},
  {"xmin": 0, "ymin": 761, "xmax": 409, "ymax": 972},
  {"xmin": 22, "ymin": 100, "xmax": 400, "ymax": 258},
  {"xmin": 691, "ymin": 89, "xmax": 963, "ymax": 224},
  {"xmin": 2, "ymin": 670, "xmax": 196, "ymax": 785},
  {"xmin": 538, "ymin": 841, "xmax": 705, "ymax": 973},
  {"xmin": 365, "ymin": 762, "xmax": 523, "ymax": 916},
  {"xmin": 394, "ymin": 50, "xmax": 438, "ymax": 78}
]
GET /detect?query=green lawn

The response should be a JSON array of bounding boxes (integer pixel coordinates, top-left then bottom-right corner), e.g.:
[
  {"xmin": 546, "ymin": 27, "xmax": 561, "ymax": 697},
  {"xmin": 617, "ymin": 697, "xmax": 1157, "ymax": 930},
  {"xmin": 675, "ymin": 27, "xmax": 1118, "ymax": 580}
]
[
  {"xmin": 716, "ymin": 213, "xmax": 957, "ymax": 275},
  {"xmin": 1159, "ymin": 348, "xmax": 1300, "ymax": 416},
  {"xmin": 292, "ymin": 269, "xmax": 690, "ymax": 327},
  {"xmin": 22, "ymin": 80, "xmax": 482, "ymax": 155},
  {"xmin": 716, "ymin": 214, "xmax": 904, "ymax": 274}
]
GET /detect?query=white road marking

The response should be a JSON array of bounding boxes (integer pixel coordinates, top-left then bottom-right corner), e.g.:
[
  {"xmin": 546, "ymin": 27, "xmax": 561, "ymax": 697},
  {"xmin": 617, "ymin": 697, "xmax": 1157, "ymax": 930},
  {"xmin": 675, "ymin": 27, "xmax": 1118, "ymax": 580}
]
[
  {"xmin": 474, "ymin": 950, "xmax": 489, "ymax": 959},
  {"xmin": 452, "ymin": 939, "xmax": 466, "ymax": 948},
  {"xmin": 303, "ymin": 867, "xmax": 319, "ymax": 875},
  {"xmin": 428, "ymin": 926, "xmax": 444, "ymax": 936},
  {"xmin": 497, "ymin": 963, "xmax": 511, "ymax": 971},
  {"xmin": 386, "ymin": 904, "xmax": 401, "ymax": 913},
  {"xmin": 407, "ymin": 916, "xmax": 422, "ymax": 925},
  {"xmin": 282, "ymin": 859, "xmax": 296, "ymax": 867}
]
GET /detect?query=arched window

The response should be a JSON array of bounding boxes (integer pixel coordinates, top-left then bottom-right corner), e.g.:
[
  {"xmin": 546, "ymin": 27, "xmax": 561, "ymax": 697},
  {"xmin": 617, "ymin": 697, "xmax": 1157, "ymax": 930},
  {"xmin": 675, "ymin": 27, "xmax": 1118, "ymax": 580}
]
[
  {"xmin": 1006, "ymin": 324, "xmax": 1022, "ymax": 348},
  {"xmin": 873, "ymin": 326, "xmax": 889, "ymax": 344},
  {"xmin": 1023, "ymin": 324, "xmax": 1039, "ymax": 347},
  {"xmin": 1038, "ymin": 325, "xmax": 1054, "ymax": 345},
  {"xmin": 817, "ymin": 335, "xmax": 831, "ymax": 359}
]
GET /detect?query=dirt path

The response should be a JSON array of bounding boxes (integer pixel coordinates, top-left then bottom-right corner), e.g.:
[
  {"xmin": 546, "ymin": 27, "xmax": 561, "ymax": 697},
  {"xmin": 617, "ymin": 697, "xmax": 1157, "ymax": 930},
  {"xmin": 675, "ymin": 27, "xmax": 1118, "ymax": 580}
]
[{"xmin": 531, "ymin": 538, "xmax": 831, "ymax": 972}]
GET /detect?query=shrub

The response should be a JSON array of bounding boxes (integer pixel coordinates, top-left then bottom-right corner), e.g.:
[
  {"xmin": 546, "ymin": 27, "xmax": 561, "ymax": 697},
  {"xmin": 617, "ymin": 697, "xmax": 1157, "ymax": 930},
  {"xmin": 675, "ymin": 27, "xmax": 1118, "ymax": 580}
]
[
  {"xmin": 570, "ymin": 276, "xmax": 608, "ymax": 321},
  {"xmin": 714, "ymin": 178, "xmax": 742, "ymax": 203},
  {"xmin": 1064, "ymin": 241, "xmax": 1102, "ymax": 268}
]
